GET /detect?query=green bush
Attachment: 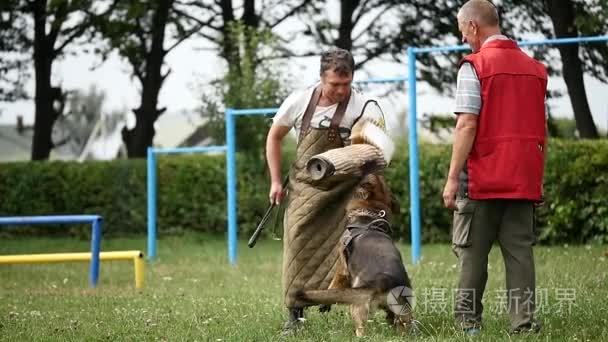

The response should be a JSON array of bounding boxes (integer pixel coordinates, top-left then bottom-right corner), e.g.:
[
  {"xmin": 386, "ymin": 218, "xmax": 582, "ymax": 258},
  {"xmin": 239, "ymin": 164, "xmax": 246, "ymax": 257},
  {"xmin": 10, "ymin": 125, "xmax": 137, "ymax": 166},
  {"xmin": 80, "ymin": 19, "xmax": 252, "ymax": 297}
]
[
  {"xmin": 538, "ymin": 140, "xmax": 608, "ymax": 243},
  {"xmin": 0, "ymin": 139, "xmax": 607, "ymax": 244}
]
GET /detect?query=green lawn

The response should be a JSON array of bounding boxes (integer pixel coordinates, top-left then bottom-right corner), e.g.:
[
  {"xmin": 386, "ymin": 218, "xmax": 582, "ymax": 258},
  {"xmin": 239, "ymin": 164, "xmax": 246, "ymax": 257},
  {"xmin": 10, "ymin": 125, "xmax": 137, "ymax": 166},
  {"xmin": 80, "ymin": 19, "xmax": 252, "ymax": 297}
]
[{"xmin": 1, "ymin": 233, "xmax": 607, "ymax": 341}]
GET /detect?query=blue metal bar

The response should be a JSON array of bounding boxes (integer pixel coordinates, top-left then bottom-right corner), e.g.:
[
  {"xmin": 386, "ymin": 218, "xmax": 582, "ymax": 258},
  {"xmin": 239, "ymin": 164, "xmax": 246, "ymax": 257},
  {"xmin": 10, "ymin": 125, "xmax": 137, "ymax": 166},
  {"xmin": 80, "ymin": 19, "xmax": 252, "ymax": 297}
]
[
  {"xmin": 230, "ymin": 108, "xmax": 278, "ymax": 116},
  {"xmin": 407, "ymin": 47, "xmax": 422, "ymax": 264},
  {"xmin": 0, "ymin": 215, "xmax": 102, "ymax": 225},
  {"xmin": 147, "ymin": 145, "xmax": 227, "ymax": 260},
  {"xmin": 225, "ymin": 108, "xmax": 238, "ymax": 265},
  {"xmin": 406, "ymin": 35, "xmax": 608, "ymax": 264},
  {"xmin": 518, "ymin": 35, "xmax": 608, "ymax": 47},
  {"xmin": 0, "ymin": 215, "xmax": 103, "ymax": 288},
  {"xmin": 152, "ymin": 146, "xmax": 227, "ymax": 154},
  {"xmin": 413, "ymin": 35, "xmax": 608, "ymax": 53},
  {"xmin": 354, "ymin": 76, "xmax": 408, "ymax": 84},
  {"xmin": 413, "ymin": 44, "xmax": 470, "ymax": 54},
  {"xmin": 89, "ymin": 218, "xmax": 102, "ymax": 287},
  {"xmin": 147, "ymin": 147, "xmax": 157, "ymax": 260}
]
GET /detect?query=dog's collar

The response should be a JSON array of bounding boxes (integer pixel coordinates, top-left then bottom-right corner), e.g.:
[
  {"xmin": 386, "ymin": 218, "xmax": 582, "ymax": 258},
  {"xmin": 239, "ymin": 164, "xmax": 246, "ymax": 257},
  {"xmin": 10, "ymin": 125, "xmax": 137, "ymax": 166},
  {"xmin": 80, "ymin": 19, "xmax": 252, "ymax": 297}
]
[{"xmin": 347, "ymin": 207, "xmax": 387, "ymax": 219}]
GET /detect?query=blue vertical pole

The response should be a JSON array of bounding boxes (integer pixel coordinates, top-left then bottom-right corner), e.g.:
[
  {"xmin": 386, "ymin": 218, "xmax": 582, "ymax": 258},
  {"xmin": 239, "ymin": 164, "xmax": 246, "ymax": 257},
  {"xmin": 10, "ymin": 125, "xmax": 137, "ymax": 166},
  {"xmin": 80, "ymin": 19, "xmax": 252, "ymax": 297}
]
[
  {"xmin": 89, "ymin": 217, "xmax": 102, "ymax": 287},
  {"xmin": 225, "ymin": 109, "xmax": 238, "ymax": 265},
  {"xmin": 407, "ymin": 47, "xmax": 422, "ymax": 264},
  {"xmin": 147, "ymin": 147, "xmax": 157, "ymax": 260}
]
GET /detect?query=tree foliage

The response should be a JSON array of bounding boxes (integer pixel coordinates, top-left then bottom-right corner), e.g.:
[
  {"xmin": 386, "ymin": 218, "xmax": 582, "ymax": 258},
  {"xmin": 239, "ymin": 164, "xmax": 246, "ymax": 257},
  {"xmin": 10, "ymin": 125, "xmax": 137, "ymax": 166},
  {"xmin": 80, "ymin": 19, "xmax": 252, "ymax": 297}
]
[{"xmin": 198, "ymin": 22, "xmax": 290, "ymax": 165}]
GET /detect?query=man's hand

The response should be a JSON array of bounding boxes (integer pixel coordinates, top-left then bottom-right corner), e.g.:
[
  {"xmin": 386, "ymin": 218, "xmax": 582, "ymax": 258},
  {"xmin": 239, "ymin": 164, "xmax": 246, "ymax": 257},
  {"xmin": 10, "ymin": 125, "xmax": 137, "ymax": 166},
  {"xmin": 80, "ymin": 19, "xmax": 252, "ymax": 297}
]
[
  {"xmin": 442, "ymin": 177, "xmax": 459, "ymax": 210},
  {"xmin": 534, "ymin": 184, "xmax": 545, "ymax": 208},
  {"xmin": 269, "ymin": 181, "xmax": 284, "ymax": 205},
  {"xmin": 443, "ymin": 113, "xmax": 476, "ymax": 210}
]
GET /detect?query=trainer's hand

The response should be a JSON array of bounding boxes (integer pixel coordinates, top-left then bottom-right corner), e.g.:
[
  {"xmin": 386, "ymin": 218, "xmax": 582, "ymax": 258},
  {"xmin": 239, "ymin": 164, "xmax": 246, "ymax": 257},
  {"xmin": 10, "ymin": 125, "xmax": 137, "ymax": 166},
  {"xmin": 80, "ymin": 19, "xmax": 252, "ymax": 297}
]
[
  {"xmin": 535, "ymin": 184, "xmax": 545, "ymax": 208},
  {"xmin": 442, "ymin": 177, "xmax": 459, "ymax": 210},
  {"xmin": 269, "ymin": 181, "xmax": 284, "ymax": 205}
]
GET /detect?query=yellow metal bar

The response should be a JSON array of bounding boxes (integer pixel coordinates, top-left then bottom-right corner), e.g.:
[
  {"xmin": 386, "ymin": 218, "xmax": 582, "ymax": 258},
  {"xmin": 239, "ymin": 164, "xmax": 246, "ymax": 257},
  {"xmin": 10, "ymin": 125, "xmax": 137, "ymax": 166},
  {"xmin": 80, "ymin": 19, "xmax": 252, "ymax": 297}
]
[
  {"xmin": 0, "ymin": 250, "xmax": 144, "ymax": 288},
  {"xmin": 0, "ymin": 251, "xmax": 142, "ymax": 264},
  {"xmin": 134, "ymin": 256, "xmax": 145, "ymax": 289}
]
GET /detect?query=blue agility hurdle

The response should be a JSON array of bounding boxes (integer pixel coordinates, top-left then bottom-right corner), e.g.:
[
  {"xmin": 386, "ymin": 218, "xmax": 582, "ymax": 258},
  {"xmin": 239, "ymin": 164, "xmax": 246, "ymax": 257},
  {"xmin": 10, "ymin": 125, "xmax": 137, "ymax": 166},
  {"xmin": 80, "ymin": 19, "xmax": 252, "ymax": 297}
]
[
  {"xmin": 407, "ymin": 34, "xmax": 608, "ymax": 263},
  {"xmin": 0, "ymin": 215, "xmax": 102, "ymax": 287},
  {"xmin": 147, "ymin": 146, "xmax": 227, "ymax": 260},
  {"xmin": 225, "ymin": 108, "xmax": 277, "ymax": 265}
]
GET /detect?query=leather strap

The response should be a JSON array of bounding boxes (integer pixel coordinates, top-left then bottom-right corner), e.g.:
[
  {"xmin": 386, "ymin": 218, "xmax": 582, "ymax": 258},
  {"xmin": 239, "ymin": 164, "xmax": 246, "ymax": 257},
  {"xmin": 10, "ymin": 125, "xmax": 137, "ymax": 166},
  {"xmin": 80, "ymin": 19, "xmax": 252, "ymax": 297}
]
[
  {"xmin": 298, "ymin": 85, "xmax": 322, "ymax": 142},
  {"xmin": 298, "ymin": 84, "xmax": 351, "ymax": 143},
  {"xmin": 327, "ymin": 89, "xmax": 351, "ymax": 142}
]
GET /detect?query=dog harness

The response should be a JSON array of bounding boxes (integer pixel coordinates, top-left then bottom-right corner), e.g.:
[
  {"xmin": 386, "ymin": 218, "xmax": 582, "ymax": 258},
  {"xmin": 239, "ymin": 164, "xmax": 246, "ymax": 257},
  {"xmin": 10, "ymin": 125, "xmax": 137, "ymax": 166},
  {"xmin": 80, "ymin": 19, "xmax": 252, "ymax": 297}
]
[{"xmin": 342, "ymin": 209, "xmax": 393, "ymax": 250}]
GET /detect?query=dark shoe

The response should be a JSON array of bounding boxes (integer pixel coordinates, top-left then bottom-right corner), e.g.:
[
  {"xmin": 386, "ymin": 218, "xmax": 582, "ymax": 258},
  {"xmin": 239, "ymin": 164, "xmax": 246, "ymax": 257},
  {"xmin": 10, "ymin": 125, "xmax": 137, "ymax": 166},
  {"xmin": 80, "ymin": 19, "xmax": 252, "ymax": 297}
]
[
  {"xmin": 510, "ymin": 321, "xmax": 541, "ymax": 334},
  {"xmin": 280, "ymin": 308, "xmax": 304, "ymax": 336}
]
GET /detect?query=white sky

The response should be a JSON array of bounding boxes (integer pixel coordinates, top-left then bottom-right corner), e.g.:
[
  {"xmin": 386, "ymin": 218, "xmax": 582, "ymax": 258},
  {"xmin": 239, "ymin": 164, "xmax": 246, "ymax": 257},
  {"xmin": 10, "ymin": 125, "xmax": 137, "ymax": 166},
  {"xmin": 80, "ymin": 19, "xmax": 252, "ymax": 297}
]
[{"xmin": 1, "ymin": 32, "xmax": 607, "ymax": 132}]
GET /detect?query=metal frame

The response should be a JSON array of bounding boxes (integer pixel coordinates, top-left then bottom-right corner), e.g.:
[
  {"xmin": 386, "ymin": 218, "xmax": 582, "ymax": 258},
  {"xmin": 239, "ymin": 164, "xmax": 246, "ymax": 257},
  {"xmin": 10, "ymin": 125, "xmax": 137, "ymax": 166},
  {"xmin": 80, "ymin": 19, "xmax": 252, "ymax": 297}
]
[
  {"xmin": 0, "ymin": 215, "xmax": 103, "ymax": 287},
  {"xmin": 147, "ymin": 146, "xmax": 227, "ymax": 260},
  {"xmin": 406, "ymin": 34, "xmax": 608, "ymax": 263}
]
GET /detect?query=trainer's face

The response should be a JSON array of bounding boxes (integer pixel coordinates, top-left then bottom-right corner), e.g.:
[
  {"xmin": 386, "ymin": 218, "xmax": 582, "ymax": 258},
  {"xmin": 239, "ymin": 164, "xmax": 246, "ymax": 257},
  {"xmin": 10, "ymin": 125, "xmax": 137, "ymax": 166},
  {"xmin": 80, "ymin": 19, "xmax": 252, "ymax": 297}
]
[
  {"xmin": 458, "ymin": 15, "xmax": 482, "ymax": 52},
  {"xmin": 320, "ymin": 69, "xmax": 352, "ymax": 104}
]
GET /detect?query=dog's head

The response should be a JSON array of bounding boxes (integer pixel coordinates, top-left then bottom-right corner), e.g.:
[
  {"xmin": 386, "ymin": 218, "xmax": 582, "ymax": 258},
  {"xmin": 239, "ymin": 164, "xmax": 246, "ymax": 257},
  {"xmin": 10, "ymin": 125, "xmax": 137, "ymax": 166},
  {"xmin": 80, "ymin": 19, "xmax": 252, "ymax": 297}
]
[{"xmin": 347, "ymin": 173, "xmax": 399, "ymax": 222}]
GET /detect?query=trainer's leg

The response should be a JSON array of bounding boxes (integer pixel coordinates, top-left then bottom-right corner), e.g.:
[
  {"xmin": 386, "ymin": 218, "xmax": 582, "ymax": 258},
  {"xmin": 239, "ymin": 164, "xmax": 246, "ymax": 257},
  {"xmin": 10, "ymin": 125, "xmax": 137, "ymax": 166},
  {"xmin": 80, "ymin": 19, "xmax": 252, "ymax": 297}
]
[
  {"xmin": 497, "ymin": 200, "xmax": 539, "ymax": 332},
  {"xmin": 452, "ymin": 198, "xmax": 501, "ymax": 330}
]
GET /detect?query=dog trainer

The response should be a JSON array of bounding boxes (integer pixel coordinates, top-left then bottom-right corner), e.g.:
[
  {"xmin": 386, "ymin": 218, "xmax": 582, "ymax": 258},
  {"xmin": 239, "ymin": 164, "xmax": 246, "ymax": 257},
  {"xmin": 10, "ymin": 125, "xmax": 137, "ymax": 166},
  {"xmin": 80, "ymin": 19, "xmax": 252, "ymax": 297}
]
[
  {"xmin": 442, "ymin": 0, "xmax": 547, "ymax": 335},
  {"xmin": 265, "ymin": 47, "xmax": 392, "ymax": 331}
]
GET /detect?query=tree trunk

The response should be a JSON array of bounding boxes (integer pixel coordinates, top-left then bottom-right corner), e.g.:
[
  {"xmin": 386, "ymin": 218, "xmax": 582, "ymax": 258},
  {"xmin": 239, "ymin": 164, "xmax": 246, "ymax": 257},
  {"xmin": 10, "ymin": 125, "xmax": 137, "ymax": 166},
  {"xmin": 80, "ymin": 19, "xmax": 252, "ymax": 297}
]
[
  {"xmin": 123, "ymin": 0, "xmax": 173, "ymax": 157},
  {"xmin": 545, "ymin": 0, "xmax": 599, "ymax": 138},
  {"xmin": 31, "ymin": 0, "xmax": 59, "ymax": 160},
  {"xmin": 336, "ymin": 0, "xmax": 358, "ymax": 50},
  {"xmin": 219, "ymin": 0, "xmax": 238, "ymax": 71}
]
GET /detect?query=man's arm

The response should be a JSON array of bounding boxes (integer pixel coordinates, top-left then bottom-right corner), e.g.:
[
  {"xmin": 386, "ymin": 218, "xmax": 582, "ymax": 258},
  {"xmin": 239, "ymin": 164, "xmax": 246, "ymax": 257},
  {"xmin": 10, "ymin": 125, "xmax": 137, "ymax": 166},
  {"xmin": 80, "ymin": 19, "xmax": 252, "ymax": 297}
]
[
  {"xmin": 443, "ymin": 113, "xmax": 478, "ymax": 209},
  {"xmin": 265, "ymin": 124, "xmax": 291, "ymax": 204},
  {"xmin": 443, "ymin": 61, "xmax": 481, "ymax": 209}
]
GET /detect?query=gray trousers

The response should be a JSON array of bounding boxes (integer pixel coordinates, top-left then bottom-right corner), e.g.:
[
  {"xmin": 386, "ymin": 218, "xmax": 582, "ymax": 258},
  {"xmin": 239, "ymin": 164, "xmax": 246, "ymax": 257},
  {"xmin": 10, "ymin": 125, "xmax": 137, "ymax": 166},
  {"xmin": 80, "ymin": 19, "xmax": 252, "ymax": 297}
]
[{"xmin": 452, "ymin": 197, "xmax": 537, "ymax": 331}]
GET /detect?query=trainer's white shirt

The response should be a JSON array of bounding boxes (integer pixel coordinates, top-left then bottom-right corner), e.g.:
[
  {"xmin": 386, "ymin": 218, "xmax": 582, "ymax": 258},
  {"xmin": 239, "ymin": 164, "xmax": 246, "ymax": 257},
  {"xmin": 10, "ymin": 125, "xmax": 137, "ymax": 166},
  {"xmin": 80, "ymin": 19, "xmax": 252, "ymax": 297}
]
[{"xmin": 273, "ymin": 84, "xmax": 391, "ymax": 142}]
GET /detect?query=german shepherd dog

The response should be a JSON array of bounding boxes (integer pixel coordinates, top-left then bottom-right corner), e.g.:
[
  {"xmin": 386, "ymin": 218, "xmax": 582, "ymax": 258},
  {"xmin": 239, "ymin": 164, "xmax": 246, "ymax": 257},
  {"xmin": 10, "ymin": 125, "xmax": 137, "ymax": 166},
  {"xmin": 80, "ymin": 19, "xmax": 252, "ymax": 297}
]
[{"xmin": 296, "ymin": 171, "xmax": 414, "ymax": 337}]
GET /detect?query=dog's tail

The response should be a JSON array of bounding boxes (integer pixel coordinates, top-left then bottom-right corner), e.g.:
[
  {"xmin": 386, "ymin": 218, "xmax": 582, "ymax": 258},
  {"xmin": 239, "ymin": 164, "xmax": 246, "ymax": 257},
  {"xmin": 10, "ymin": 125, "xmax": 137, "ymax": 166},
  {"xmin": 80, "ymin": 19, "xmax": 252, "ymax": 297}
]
[{"xmin": 296, "ymin": 288, "xmax": 378, "ymax": 305}]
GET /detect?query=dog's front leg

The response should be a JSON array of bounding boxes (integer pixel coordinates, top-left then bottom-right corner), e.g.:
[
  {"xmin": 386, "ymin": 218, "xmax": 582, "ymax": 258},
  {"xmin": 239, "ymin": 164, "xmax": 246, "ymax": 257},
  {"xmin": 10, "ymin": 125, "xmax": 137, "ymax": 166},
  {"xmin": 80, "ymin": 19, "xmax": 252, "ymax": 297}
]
[
  {"xmin": 328, "ymin": 249, "xmax": 350, "ymax": 289},
  {"xmin": 351, "ymin": 303, "xmax": 370, "ymax": 337},
  {"xmin": 319, "ymin": 248, "xmax": 350, "ymax": 313},
  {"xmin": 327, "ymin": 272, "xmax": 349, "ymax": 290}
]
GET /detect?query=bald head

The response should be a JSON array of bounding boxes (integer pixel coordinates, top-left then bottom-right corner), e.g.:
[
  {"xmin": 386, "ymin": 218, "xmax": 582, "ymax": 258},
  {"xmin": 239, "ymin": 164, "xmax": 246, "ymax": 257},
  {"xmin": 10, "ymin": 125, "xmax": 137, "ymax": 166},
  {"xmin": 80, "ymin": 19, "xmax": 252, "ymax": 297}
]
[{"xmin": 458, "ymin": 0, "xmax": 499, "ymax": 27}]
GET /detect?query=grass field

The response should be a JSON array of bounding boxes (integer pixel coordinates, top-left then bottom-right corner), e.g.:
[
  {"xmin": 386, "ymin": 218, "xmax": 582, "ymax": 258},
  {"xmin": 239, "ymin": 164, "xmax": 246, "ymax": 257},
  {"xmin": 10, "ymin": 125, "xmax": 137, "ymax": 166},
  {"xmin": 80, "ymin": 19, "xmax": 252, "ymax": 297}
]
[{"xmin": 1, "ymin": 233, "xmax": 607, "ymax": 341}]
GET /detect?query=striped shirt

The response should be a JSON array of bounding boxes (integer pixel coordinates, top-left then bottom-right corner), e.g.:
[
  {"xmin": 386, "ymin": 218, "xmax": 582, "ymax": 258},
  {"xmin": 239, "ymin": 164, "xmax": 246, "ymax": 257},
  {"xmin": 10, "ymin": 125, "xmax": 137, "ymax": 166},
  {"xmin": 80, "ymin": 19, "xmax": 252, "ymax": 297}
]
[
  {"xmin": 454, "ymin": 63, "xmax": 481, "ymax": 115},
  {"xmin": 454, "ymin": 34, "xmax": 511, "ymax": 115},
  {"xmin": 453, "ymin": 34, "xmax": 548, "ymax": 118}
]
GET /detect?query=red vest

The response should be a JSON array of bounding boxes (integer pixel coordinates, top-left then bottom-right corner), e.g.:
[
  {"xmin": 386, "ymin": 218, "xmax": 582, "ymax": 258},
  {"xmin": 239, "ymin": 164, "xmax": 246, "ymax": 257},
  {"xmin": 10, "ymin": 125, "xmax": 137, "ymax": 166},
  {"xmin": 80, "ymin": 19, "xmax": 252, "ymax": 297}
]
[{"xmin": 461, "ymin": 39, "xmax": 547, "ymax": 200}]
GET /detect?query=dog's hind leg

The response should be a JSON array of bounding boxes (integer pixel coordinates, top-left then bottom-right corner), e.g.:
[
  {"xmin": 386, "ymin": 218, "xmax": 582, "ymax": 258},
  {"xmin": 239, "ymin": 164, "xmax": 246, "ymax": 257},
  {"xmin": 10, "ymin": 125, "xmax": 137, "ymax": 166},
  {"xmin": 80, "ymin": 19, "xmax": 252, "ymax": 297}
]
[
  {"xmin": 381, "ymin": 303, "xmax": 413, "ymax": 335},
  {"xmin": 395, "ymin": 311, "xmax": 414, "ymax": 335},
  {"xmin": 350, "ymin": 303, "xmax": 370, "ymax": 337},
  {"xmin": 384, "ymin": 308, "xmax": 395, "ymax": 325}
]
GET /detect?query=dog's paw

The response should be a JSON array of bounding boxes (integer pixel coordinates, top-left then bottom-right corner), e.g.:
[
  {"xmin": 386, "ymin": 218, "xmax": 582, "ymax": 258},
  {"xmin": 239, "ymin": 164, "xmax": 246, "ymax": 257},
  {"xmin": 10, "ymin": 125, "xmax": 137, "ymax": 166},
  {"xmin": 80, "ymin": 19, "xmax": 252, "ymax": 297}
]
[{"xmin": 318, "ymin": 304, "xmax": 332, "ymax": 313}]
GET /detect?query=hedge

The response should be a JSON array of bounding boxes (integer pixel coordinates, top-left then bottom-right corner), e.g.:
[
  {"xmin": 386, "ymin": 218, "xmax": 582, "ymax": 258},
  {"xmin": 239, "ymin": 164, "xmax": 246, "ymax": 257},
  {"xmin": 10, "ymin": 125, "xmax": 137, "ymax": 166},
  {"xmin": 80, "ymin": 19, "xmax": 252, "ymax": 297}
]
[{"xmin": 0, "ymin": 139, "xmax": 606, "ymax": 244}]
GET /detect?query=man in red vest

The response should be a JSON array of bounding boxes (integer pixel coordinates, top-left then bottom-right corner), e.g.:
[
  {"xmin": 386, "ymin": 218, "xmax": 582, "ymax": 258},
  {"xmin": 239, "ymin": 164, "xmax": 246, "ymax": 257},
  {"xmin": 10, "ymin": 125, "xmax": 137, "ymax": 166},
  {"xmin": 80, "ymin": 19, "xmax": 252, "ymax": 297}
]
[{"xmin": 442, "ymin": 0, "xmax": 547, "ymax": 336}]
